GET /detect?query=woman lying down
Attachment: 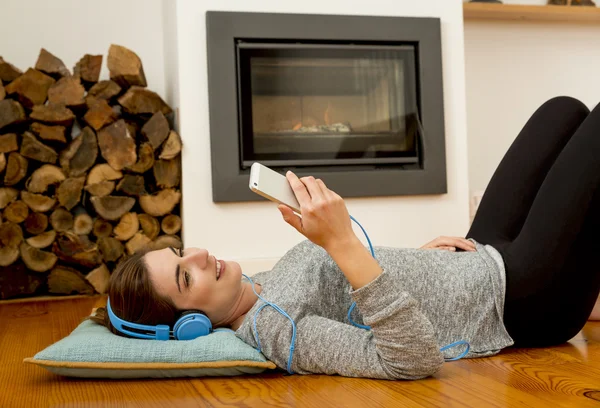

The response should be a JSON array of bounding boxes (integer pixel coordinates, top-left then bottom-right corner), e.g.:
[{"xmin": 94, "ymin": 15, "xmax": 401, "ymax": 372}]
[{"xmin": 91, "ymin": 97, "xmax": 600, "ymax": 380}]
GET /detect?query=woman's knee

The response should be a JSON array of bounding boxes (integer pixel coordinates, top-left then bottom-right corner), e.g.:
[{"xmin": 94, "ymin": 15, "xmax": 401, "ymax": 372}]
[{"xmin": 536, "ymin": 96, "xmax": 589, "ymax": 120}]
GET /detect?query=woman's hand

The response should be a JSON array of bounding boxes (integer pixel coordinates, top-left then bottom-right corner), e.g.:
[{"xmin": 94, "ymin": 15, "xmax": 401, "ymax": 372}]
[
  {"xmin": 278, "ymin": 171, "xmax": 356, "ymax": 253},
  {"xmin": 420, "ymin": 236, "xmax": 476, "ymax": 252},
  {"xmin": 279, "ymin": 171, "xmax": 382, "ymax": 289}
]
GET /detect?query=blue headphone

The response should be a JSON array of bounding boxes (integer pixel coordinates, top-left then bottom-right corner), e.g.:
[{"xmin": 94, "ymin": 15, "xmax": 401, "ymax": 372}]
[{"xmin": 106, "ymin": 298, "xmax": 212, "ymax": 341}]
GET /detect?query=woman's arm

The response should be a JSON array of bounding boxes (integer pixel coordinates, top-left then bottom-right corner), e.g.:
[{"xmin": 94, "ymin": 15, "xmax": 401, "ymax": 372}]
[
  {"xmin": 326, "ymin": 235, "xmax": 382, "ymax": 290},
  {"xmin": 250, "ymin": 271, "xmax": 444, "ymax": 380}
]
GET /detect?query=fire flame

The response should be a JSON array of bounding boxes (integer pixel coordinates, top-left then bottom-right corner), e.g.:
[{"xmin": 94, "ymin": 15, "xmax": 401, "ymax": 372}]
[
  {"xmin": 324, "ymin": 102, "xmax": 331, "ymax": 126},
  {"xmin": 292, "ymin": 102, "xmax": 332, "ymax": 130}
]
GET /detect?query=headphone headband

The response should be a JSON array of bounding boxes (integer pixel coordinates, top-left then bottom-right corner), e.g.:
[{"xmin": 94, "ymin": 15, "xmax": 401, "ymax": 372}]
[
  {"xmin": 106, "ymin": 298, "xmax": 171, "ymax": 340},
  {"xmin": 105, "ymin": 298, "xmax": 213, "ymax": 340}
]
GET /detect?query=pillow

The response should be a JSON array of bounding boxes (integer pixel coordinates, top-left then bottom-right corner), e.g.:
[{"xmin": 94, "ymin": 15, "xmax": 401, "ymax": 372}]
[{"xmin": 24, "ymin": 319, "xmax": 276, "ymax": 379}]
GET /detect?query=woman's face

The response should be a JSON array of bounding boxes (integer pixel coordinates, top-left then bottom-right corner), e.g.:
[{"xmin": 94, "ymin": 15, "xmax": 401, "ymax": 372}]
[{"xmin": 144, "ymin": 247, "xmax": 244, "ymax": 324}]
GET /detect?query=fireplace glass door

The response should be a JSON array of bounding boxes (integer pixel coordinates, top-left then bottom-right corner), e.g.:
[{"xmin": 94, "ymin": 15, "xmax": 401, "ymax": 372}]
[{"xmin": 236, "ymin": 42, "xmax": 421, "ymax": 168}]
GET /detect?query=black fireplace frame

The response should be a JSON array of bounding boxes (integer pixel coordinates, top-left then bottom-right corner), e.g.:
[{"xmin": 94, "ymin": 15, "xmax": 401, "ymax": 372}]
[{"xmin": 206, "ymin": 11, "xmax": 446, "ymax": 202}]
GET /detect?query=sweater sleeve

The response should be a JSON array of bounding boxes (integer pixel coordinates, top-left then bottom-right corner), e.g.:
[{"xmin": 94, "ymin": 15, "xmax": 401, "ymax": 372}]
[{"xmin": 254, "ymin": 271, "xmax": 445, "ymax": 380}]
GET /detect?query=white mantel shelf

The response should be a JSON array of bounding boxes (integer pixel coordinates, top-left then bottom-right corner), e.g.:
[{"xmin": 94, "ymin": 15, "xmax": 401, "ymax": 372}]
[{"xmin": 463, "ymin": 2, "xmax": 600, "ymax": 23}]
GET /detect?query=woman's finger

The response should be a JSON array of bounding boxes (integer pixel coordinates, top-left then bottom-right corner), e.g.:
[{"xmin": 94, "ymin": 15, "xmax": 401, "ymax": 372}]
[
  {"xmin": 278, "ymin": 204, "xmax": 303, "ymax": 233},
  {"xmin": 452, "ymin": 238, "xmax": 476, "ymax": 251},
  {"xmin": 316, "ymin": 178, "xmax": 336, "ymax": 200},
  {"xmin": 438, "ymin": 246, "xmax": 456, "ymax": 251},
  {"xmin": 300, "ymin": 176, "xmax": 325, "ymax": 202},
  {"xmin": 436, "ymin": 237, "xmax": 476, "ymax": 251},
  {"xmin": 286, "ymin": 171, "xmax": 312, "ymax": 207},
  {"xmin": 421, "ymin": 236, "xmax": 476, "ymax": 251},
  {"xmin": 422, "ymin": 245, "xmax": 455, "ymax": 251},
  {"xmin": 420, "ymin": 240, "xmax": 437, "ymax": 249}
]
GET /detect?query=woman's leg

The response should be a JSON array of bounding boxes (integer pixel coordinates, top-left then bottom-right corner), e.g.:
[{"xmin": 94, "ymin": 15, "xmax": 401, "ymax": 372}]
[
  {"xmin": 464, "ymin": 96, "xmax": 600, "ymax": 346},
  {"xmin": 498, "ymin": 100, "xmax": 600, "ymax": 300},
  {"xmin": 467, "ymin": 96, "xmax": 590, "ymax": 247},
  {"xmin": 477, "ymin": 100, "xmax": 600, "ymax": 346},
  {"xmin": 503, "ymin": 193, "xmax": 600, "ymax": 346}
]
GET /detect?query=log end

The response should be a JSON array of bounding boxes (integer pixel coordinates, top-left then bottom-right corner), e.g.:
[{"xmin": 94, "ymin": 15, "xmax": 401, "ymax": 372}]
[{"xmin": 107, "ymin": 44, "xmax": 147, "ymax": 88}]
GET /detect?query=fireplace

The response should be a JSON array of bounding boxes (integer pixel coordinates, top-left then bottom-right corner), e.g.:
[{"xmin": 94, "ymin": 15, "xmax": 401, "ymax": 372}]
[
  {"xmin": 238, "ymin": 43, "xmax": 420, "ymax": 167},
  {"xmin": 207, "ymin": 11, "xmax": 446, "ymax": 202}
]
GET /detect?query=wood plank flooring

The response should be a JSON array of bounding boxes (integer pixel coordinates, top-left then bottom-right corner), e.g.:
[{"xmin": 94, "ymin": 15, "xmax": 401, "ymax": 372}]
[{"xmin": 1, "ymin": 296, "xmax": 600, "ymax": 408}]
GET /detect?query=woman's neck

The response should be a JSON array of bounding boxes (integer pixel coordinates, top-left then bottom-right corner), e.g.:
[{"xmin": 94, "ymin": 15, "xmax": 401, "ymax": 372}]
[{"xmin": 221, "ymin": 281, "xmax": 261, "ymax": 331}]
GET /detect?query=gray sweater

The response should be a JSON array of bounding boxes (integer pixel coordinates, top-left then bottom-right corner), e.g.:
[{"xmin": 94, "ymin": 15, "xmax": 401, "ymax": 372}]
[{"xmin": 235, "ymin": 239, "xmax": 514, "ymax": 380}]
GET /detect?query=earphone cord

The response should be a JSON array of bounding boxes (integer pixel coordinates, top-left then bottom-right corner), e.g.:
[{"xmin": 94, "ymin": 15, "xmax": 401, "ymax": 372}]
[
  {"xmin": 243, "ymin": 273, "xmax": 297, "ymax": 375},
  {"xmin": 347, "ymin": 215, "xmax": 470, "ymax": 361},
  {"xmin": 243, "ymin": 215, "xmax": 470, "ymax": 375}
]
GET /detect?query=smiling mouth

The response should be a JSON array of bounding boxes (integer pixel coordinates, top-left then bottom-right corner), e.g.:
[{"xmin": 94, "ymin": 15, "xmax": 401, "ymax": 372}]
[{"xmin": 216, "ymin": 259, "xmax": 224, "ymax": 280}]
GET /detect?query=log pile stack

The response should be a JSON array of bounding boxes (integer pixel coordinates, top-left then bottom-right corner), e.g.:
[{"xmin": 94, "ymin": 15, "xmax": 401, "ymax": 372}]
[{"xmin": 0, "ymin": 45, "xmax": 182, "ymax": 300}]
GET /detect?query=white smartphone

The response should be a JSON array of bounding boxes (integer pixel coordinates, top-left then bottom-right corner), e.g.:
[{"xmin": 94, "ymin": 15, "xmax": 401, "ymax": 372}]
[{"xmin": 249, "ymin": 162, "xmax": 301, "ymax": 213}]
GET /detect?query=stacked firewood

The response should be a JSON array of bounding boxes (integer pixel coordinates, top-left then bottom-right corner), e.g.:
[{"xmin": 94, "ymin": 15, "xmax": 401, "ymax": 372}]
[{"xmin": 0, "ymin": 45, "xmax": 182, "ymax": 299}]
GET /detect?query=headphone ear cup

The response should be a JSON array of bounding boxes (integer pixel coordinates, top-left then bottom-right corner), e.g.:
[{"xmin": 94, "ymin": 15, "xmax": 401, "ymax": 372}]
[{"xmin": 173, "ymin": 310, "xmax": 212, "ymax": 340}]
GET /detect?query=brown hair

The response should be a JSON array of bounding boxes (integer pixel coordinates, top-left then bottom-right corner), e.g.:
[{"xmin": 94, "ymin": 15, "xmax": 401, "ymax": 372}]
[{"xmin": 88, "ymin": 248, "xmax": 180, "ymax": 338}]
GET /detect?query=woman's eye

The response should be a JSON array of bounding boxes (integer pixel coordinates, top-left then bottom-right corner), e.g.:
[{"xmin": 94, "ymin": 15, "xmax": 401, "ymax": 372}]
[{"xmin": 184, "ymin": 271, "xmax": 190, "ymax": 287}]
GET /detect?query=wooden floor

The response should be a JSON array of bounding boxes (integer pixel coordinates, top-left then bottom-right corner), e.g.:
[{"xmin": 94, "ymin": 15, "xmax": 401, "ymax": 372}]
[{"xmin": 2, "ymin": 297, "xmax": 600, "ymax": 408}]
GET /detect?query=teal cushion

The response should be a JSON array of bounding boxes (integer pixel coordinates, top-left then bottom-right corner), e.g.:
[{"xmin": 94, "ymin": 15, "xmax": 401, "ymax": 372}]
[{"xmin": 25, "ymin": 320, "xmax": 276, "ymax": 379}]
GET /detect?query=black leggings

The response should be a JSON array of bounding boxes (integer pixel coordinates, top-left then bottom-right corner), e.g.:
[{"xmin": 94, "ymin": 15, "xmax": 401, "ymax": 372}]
[{"xmin": 466, "ymin": 96, "xmax": 600, "ymax": 347}]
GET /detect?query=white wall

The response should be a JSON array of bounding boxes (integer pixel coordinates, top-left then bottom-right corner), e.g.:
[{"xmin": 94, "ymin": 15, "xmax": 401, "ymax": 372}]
[
  {"xmin": 464, "ymin": 6, "xmax": 600, "ymax": 194},
  {"xmin": 162, "ymin": 0, "xmax": 180, "ymax": 119},
  {"xmin": 0, "ymin": 0, "xmax": 166, "ymax": 98},
  {"xmin": 0, "ymin": 0, "xmax": 471, "ymax": 273},
  {"xmin": 171, "ymin": 0, "xmax": 471, "ymax": 271}
]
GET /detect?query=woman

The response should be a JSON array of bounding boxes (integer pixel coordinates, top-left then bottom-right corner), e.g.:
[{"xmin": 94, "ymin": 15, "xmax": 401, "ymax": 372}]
[{"xmin": 91, "ymin": 96, "xmax": 600, "ymax": 380}]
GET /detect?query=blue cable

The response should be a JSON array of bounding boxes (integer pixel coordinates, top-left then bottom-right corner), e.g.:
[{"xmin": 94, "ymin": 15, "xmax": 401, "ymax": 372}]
[
  {"xmin": 346, "ymin": 216, "xmax": 471, "ymax": 362},
  {"xmin": 243, "ymin": 273, "xmax": 297, "ymax": 375},
  {"xmin": 440, "ymin": 340, "xmax": 471, "ymax": 361},
  {"xmin": 346, "ymin": 214, "xmax": 374, "ymax": 330},
  {"xmin": 350, "ymin": 215, "xmax": 375, "ymax": 257}
]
